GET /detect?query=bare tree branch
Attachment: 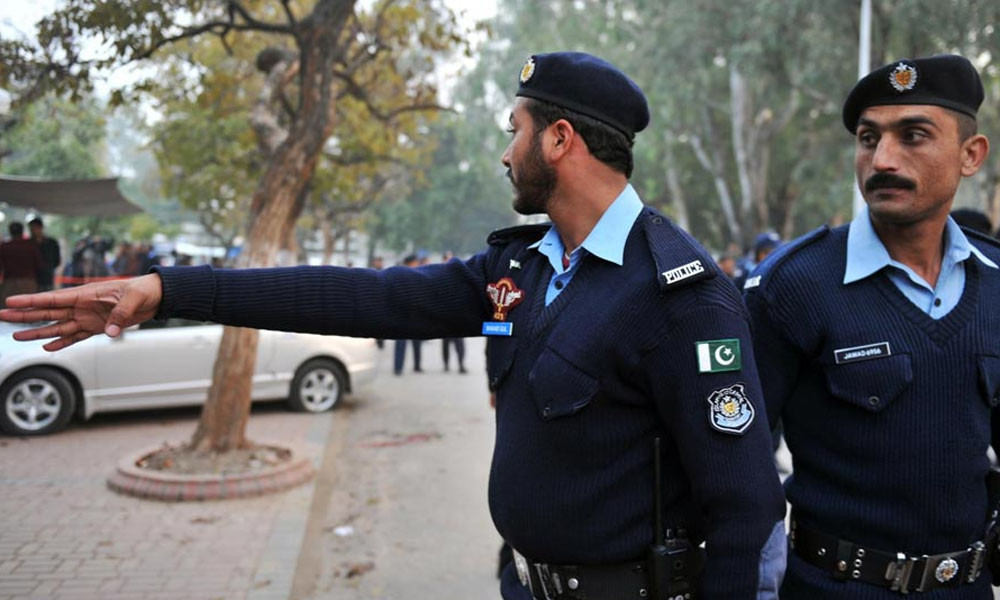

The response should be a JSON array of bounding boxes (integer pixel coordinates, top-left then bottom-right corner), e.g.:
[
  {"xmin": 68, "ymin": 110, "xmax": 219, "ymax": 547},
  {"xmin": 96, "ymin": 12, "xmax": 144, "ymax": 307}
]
[
  {"xmin": 343, "ymin": 0, "xmax": 397, "ymax": 73},
  {"xmin": 332, "ymin": 69, "xmax": 452, "ymax": 121},
  {"xmin": 322, "ymin": 151, "xmax": 407, "ymax": 166},
  {"xmin": 227, "ymin": 1, "xmax": 292, "ymax": 34},
  {"xmin": 279, "ymin": 0, "xmax": 297, "ymax": 27},
  {"xmin": 133, "ymin": 20, "xmax": 290, "ymax": 61}
]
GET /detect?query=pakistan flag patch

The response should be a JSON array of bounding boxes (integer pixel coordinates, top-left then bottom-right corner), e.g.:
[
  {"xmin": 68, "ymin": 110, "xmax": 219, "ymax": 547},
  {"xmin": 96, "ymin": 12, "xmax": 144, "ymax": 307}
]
[{"xmin": 695, "ymin": 339, "xmax": 741, "ymax": 373}]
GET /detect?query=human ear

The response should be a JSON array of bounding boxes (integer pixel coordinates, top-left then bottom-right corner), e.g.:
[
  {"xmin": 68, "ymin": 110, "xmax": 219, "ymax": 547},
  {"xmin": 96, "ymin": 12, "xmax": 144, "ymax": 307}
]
[{"xmin": 960, "ymin": 134, "xmax": 989, "ymax": 177}]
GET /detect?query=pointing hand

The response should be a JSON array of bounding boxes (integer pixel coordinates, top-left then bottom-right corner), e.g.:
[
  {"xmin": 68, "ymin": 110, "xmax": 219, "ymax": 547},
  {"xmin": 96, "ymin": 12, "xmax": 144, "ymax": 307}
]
[{"xmin": 0, "ymin": 273, "xmax": 164, "ymax": 351}]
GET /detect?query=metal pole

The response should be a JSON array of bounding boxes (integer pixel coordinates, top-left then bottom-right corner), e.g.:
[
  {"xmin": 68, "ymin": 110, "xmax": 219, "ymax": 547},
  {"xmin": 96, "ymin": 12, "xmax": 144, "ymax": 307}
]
[{"xmin": 853, "ymin": 0, "xmax": 872, "ymax": 217}]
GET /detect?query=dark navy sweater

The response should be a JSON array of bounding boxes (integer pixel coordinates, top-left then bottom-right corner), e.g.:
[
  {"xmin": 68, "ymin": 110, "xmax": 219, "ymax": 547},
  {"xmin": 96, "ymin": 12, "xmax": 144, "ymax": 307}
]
[
  {"xmin": 154, "ymin": 208, "xmax": 786, "ymax": 598},
  {"xmin": 745, "ymin": 225, "xmax": 1000, "ymax": 599}
]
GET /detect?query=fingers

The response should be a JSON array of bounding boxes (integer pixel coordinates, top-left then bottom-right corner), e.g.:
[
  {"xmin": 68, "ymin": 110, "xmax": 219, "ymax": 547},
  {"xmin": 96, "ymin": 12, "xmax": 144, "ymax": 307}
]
[
  {"xmin": 5, "ymin": 289, "xmax": 80, "ymax": 310},
  {"xmin": 12, "ymin": 320, "xmax": 81, "ymax": 342},
  {"xmin": 0, "ymin": 307, "xmax": 74, "ymax": 323},
  {"xmin": 42, "ymin": 331, "xmax": 94, "ymax": 352},
  {"xmin": 104, "ymin": 285, "xmax": 147, "ymax": 338}
]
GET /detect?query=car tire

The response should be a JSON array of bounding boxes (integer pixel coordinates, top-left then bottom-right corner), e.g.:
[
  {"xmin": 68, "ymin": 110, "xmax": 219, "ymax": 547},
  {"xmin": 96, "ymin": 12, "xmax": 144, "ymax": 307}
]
[
  {"xmin": 289, "ymin": 359, "xmax": 347, "ymax": 413},
  {"xmin": 0, "ymin": 367, "xmax": 76, "ymax": 436}
]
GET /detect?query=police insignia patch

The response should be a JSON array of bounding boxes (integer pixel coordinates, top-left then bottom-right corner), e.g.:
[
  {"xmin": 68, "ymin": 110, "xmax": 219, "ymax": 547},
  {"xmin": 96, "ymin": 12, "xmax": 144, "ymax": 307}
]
[
  {"xmin": 889, "ymin": 62, "xmax": 918, "ymax": 92},
  {"xmin": 520, "ymin": 57, "xmax": 536, "ymax": 84},
  {"xmin": 707, "ymin": 383, "xmax": 755, "ymax": 435},
  {"xmin": 486, "ymin": 277, "xmax": 525, "ymax": 321}
]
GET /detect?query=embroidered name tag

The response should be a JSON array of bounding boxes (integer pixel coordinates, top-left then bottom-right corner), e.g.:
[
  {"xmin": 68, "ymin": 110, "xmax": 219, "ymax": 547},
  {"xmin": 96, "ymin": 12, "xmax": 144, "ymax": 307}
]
[
  {"xmin": 662, "ymin": 260, "xmax": 704, "ymax": 286},
  {"xmin": 834, "ymin": 342, "xmax": 891, "ymax": 364},
  {"xmin": 482, "ymin": 322, "xmax": 514, "ymax": 336}
]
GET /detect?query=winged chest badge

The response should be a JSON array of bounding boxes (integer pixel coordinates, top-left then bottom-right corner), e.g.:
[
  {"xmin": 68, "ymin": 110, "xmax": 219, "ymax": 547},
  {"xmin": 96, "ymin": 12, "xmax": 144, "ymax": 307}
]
[{"xmin": 486, "ymin": 277, "xmax": 525, "ymax": 321}]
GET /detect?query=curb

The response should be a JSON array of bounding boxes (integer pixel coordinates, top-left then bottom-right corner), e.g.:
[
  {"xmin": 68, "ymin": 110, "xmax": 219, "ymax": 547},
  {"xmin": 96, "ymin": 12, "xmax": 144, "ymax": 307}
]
[{"xmin": 106, "ymin": 441, "xmax": 316, "ymax": 501}]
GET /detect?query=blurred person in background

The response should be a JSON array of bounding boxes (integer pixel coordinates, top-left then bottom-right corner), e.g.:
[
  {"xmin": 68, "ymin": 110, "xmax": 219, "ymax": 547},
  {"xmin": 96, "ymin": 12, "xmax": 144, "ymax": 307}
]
[
  {"xmin": 28, "ymin": 218, "xmax": 60, "ymax": 292},
  {"xmin": 440, "ymin": 251, "xmax": 467, "ymax": 373},
  {"xmin": 0, "ymin": 222, "xmax": 42, "ymax": 304},
  {"xmin": 951, "ymin": 207, "xmax": 993, "ymax": 236},
  {"xmin": 393, "ymin": 253, "xmax": 423, "ymax": 375},
  {"xmin": 735, "ymin": 231, "xmax": 781, "ymax": 290},
  {"xmin": 716, "ymin": 250, "xmax": 739, "ymax": 280}
]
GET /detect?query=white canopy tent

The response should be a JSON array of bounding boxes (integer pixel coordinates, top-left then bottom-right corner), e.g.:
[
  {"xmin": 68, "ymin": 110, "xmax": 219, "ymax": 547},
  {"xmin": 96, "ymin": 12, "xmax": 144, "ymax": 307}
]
[{"xmin": 0, "ymin": 175, "xmax": 142, "ymax": 217}]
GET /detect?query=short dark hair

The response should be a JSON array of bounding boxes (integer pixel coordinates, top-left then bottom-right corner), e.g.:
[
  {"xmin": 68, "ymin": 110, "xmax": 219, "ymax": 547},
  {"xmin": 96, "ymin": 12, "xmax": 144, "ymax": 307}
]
[
  {"xmin": 954, "ymin": 111, "xmax": 978, "ymax": 141},
  {"xmin": 523, "ymin": 98, "xmax": 635, "ymax": 177},
  {"xmin": 28, "ymin": 217, "xmax": 43, "ymax": 228},
  {"xmin": 8, "ymin": 222, "xmax": 23, "ymax": 237}
]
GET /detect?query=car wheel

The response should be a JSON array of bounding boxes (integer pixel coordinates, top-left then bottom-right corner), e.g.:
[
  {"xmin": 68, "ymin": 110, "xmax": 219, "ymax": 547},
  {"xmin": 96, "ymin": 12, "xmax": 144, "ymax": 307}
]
[
  {"xmin": 0, "ymin": 367, "xmax": 76, "ymax": 436},
  {"xmin": 289, "ymin": 359, "xmax": 347, "ymax": 413}
]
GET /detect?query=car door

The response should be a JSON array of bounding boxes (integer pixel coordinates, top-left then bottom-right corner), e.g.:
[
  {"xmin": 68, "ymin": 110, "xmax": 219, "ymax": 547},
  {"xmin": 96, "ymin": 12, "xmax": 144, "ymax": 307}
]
[{"xmin": 91, "ymin": 318, "xmax": 222, "ymax": 409}]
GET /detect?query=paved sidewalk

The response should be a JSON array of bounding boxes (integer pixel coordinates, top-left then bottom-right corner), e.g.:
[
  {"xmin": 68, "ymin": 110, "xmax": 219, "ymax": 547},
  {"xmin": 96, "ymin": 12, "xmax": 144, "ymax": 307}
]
[
  {"xmin": 0, "ymin": 403, "xmax": 329, "ymax": 600},
  {"xmin": 296, "ymin": 337, "xmax": 499, "ymax": 599}
]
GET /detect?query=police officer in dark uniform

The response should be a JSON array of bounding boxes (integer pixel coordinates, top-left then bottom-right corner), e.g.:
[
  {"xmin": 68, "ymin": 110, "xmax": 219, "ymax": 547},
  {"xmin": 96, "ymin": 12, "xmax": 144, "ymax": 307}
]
[
  {"xmin": 744, "ymin": 55, "xmax": 999, "ymax": 598},
  {"xmin": 2, "ymin": 52, "xmax": 786, "ymax": 599}
]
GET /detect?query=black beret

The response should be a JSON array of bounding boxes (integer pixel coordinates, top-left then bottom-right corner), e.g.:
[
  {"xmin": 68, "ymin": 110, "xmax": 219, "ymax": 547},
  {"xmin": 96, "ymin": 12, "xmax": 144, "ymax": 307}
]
[
  {"xmin": 515, "ymin": 52, "xmax": 650, "ymax": 138},
  {"xmin": 842, "ymin": 54, "xmax": 984, "ymax": 133}
]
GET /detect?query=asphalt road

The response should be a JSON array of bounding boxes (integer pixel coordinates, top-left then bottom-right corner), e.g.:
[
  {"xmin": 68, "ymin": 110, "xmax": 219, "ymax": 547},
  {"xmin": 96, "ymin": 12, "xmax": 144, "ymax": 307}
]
[{"xmin": 294, "ymin": 337, "xmax": 502, "ymax": 599}]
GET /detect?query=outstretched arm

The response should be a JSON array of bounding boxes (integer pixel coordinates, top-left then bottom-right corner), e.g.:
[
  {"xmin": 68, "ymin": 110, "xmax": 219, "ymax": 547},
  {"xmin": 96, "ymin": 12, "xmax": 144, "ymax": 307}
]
[{"xmin": 0, "ymin": 273, "xmax": 164, "ymax": 351}]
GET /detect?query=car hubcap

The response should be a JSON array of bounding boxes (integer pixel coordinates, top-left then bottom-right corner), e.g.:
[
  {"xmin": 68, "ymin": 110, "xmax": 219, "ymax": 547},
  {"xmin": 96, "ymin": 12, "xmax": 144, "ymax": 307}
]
[
  {"xmin": 6, "ymin": 378, "xmax": 61, "ymax": 431},
  {"xmin": 299, "ymin": 368, "xmax": 339, "ymax": 412}
]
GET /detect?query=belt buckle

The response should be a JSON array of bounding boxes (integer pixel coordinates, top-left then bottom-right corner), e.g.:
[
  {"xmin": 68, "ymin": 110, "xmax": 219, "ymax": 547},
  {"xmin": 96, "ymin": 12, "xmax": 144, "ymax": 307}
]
[
  {"xmin": 513, "ymin": 549, "xmax": 534, "ymax": 594},
  {"xmin": 968, "ymin": 541, "xmax": 986, "ymax": 583},
  {"xmin": 532, "ymin": 563, "xmax": 561, "ymax": 600}
]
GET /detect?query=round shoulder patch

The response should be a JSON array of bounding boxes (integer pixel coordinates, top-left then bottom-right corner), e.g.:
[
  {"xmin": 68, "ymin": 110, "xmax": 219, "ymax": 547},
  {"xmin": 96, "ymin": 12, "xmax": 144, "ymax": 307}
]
[{"xmin": 520, "ymin": 57, "xmax": 536, "ymax": 84}]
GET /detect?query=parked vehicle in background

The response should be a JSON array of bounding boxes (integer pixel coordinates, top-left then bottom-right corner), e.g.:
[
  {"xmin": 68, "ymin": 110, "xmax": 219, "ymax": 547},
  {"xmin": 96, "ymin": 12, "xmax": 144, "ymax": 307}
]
[{"xmin": 0, "ymin": 319, "xmax": 379, "ymax": 436}]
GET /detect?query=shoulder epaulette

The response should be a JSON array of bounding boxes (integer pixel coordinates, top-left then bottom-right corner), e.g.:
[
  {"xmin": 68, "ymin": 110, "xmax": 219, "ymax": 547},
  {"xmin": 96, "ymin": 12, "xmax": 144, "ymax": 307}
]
[
  {"xmin": 487, "ymin": 223, "xmax": 551, "ymax": 246},
  {"xmin": 743, "ymin": 225, "xmax": 830, "ymax": 292},
  {"xmin": 640, "ymin": 207, "xmax": 717, "ymax": 292}
]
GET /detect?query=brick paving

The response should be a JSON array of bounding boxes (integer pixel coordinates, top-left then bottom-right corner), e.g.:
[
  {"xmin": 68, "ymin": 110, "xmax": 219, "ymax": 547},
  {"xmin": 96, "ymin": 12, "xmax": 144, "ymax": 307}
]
[{"xmin": 0, "ymin": 402, "xmax": 329, "ymax": 600}]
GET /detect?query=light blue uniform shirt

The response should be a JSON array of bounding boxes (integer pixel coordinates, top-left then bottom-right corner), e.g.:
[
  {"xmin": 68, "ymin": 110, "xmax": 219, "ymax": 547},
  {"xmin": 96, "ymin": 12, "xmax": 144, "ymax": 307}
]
[
  {"xmin": 844, "ymin": 207, "xmax": 997, "ymax": 319},
  {"xmin": 529, "ymin": 184, "xmax": 644, "ymax": 305}
]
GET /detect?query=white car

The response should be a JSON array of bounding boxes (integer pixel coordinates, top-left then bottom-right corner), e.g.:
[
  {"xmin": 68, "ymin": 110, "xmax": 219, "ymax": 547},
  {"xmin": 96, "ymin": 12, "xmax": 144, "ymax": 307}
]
[{"xmin": 0, "ymin": 319, "xmax": 379, "ymax": 436}]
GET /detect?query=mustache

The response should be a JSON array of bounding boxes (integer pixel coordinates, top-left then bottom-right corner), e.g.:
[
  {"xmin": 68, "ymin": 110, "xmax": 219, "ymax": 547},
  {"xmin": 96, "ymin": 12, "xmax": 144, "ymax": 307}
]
[
  {"xmin": 865, "ymin": 172, "xmax": 916, "ymax": 192},
  {"xmin": 505, "ymin": 169, "xmax": 513, "ymax": 183}
]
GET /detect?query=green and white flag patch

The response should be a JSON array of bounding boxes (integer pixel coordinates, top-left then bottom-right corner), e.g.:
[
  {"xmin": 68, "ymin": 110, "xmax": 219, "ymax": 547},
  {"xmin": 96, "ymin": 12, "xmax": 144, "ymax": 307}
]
[{"xmin": 695, "ymin": 339, "xmax": 741, "ymax": 373}]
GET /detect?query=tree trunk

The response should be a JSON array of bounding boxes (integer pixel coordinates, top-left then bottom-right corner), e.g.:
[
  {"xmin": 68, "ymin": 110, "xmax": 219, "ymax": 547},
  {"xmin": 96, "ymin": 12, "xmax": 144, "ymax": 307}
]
[
  {"xmin": 688, "ymin": 130, "xmax": 741, "ymax": 244},
  {"xmin": 189, "ymin": 136, "xmax": 325, "ymax": 451},
  {"xmin": 663, "ymin": 141, "xmax": 690, "ymax": 232},
  {"xmin": 729, "ymin": 65, "xmax": 754, "ymax": 228},
  {"xmin": 321, "ymin": 208, "xmax": 336, "ymax": 264},
  {"xmin": 188, "ymin": 0, "xmax": 356, "ymax": 452}
]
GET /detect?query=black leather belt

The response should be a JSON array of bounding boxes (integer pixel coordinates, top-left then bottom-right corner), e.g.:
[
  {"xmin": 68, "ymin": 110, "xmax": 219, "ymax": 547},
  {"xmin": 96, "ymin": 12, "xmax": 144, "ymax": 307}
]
[
  {"xmin": 512, "ymin": 549, "xmax": 651, "ymax": 600},
  {"xmin": 790, "ymin": 517, "xmax": 987, "ymax": 594}
]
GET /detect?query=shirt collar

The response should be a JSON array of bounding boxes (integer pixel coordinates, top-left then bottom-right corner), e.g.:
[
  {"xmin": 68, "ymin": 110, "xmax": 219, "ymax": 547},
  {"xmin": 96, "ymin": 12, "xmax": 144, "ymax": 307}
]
[
  {"xmin": 844, "ymin": 206, "xmax": 997, "ymax": 285},
  {"xmin": 944, "ymin": 215, "xmax": 998, "ymax": 270},
  {"xmin": 528, "ymin": 183, "xmax": 643, "ymax": 266}
]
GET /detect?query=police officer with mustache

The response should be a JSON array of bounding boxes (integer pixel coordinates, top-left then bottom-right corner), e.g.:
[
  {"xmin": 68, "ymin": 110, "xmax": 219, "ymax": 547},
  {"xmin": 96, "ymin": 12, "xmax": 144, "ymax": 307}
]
[{"xmin": 745, "ymin": 54, "xmax": 1000, "ymax": 598}]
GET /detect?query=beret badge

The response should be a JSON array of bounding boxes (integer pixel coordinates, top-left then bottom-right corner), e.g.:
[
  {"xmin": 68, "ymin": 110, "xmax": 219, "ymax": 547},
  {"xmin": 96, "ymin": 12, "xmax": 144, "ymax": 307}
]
[
  {"xmin": 889, "ymin": 63, "xmax": 918, "ymax": 92},
  {"xmin": 519, "ymin": 57, "xmax": 536, "ymax": 84}
]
